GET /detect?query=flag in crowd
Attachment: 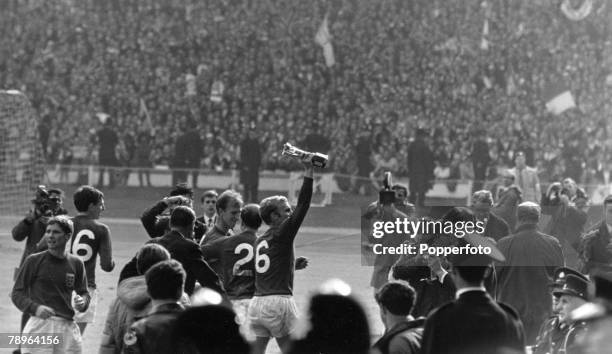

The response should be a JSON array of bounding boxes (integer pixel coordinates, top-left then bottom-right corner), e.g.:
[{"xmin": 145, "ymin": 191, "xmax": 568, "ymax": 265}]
[
  {"xmin": 315, "ymin": 14, "xmax": 335, "ymax": 67},
  {"xmin": 543, "ymin": 80, "xmax": 576, "ymax": 115}
]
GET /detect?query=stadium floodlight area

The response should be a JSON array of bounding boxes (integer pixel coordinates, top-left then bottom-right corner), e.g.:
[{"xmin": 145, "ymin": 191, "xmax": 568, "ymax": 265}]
[{"xmin": 0, "ymin": 90, "xmax": 45, "ymax": 216}]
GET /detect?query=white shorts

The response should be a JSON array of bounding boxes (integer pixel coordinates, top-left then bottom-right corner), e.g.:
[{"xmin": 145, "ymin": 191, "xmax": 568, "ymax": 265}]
[
  {"xmin": 231, "ymin": 298, "xmax": 253, "ymax": 341},
  {"xmin": 72, "ymin": 287, "xmax": 98, "ymax": 324},
  {"xmin": 248, "ymin": 295, "xmax": 298, "ymax": 338},
  {"xmin": 21, "ymin": 316, "xmax": 82, "ymax": 354}
]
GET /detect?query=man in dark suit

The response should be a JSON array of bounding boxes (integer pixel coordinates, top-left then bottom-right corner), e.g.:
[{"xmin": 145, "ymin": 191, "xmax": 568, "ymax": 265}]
[
  {"xmin": 240, "ymin": 128, "xmax": 262, "ymax": 203},
  {"xmin": 471, "ymin": 190, "xmax": 510, "ymax": 241},
  {"xmin": 496, "ymin": 202, "xmax": 564, "ymax": 344},
  {"xmin": 119, "ymin": 206, "xmax": 225, "ymax": 297},
  {"xmin": 471, "ymin": 129, "xmax": 490, "ymax": 192},
  {"xmin": 407, "ymin": 129, "xmax": 434, "ymax": 208},
  {"xmin": 97, "ymin": 117, "xmax": 119, "ymax": 188},
  {"xmin": 420, "ymin": 231, "xmax": 525, "ymax": 354}
]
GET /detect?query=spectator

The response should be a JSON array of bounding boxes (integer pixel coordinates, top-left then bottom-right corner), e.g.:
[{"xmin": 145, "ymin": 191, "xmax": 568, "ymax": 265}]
[
  {"xmin": 97, "ymin": 117, "xmax": 119, "ymax": 188},
  {"xmin": 123, "ymin": 259, "xmax": 187, "ymax": 354},
  {"xmin": 99, "ymin": 243, "xmax": 172, "ymax": 354},
  {"xmin": 289, "ymin": 292, "xmax": 370, "ymax": 354},
  {"xmin": 372, "ymin": 281, "xmax": 424, "ymax": 354},
  {"xmin": 239, "ymin": 128, "xmax": 262, "ymax": 204},
  {"xmin": 496, "ymin": 202, "xmax": 565, "ymax": 344},
  {"xmin": 471, "ymin": 190, "xmax": 510, "ymax": 242},
  {"xmin": 471, "ymin": 129, "xmax": 490, "ymax": 192},
  {"xmin": 172, "ymin": 305, "xmax": 251, "ymax": 354},
  {"xmin": 509, "ymin": 152, "xmax": 541, "ymax": 204},
  {"xmin": 492, "ymin": 170, "xmax": 522, "ymax": 231},
  {"xmin": 407, "ymin": 129, "xmax": 434, "ymax": 208}
]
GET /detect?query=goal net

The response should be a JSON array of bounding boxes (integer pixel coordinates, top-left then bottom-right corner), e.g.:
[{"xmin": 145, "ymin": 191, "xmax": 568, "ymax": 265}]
[{"xmin": 0, "ymin": 90, "xmax": 45, "ymax": 216}]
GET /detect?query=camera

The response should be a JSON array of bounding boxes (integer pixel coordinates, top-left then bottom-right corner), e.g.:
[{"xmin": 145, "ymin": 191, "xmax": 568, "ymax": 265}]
[
  {"xmin": 32, "ymin": 185, "xmax": 60, "ymax": 217},
  {"xmin": 379, "ymin": 172, "xmax": 396, "ymax": 206},
  {"xmin": 282, "ymin": 143, "xmax": 328, "ymax": 168},
  {"xmin": 545, "ymin": 182, "xmax": 570, "ymax": 206}
]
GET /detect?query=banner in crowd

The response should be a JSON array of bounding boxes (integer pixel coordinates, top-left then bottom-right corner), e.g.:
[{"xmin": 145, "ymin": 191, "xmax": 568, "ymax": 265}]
[
  {"xmin": 139, "ymin": 98, "xmax": 153, "ymax": 133},
  {"xmin": 315, "ymin": 15, "xmax": 335, "ymax": 67},
  {"xmin": 543, "ymin": 80, "xmax": 576, "ymax": 115}
]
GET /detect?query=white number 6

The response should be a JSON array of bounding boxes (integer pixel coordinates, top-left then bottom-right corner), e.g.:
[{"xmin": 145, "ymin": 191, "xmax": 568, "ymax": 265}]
[
  {"xmin": 71, "ymin": 229, "xmax": 95, "ymax": 262},
  {"xmin": 255, "ymin": 241, "xmax": 270, "ymax": 274}
]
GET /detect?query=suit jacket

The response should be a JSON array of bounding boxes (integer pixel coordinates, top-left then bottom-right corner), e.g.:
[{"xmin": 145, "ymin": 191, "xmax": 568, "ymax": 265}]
[
  {"xmin": 483, "ymin": 212, "xmax": 511, "ymax": 241},
  {"xmin": 496, "ymin": 224, "xmax": 564, "ymax": 332},
  {"xmin": 493, "ymin": 186, "xmax": 522, "ymax": 231},
  {"xmin": 118, "ymin": 230, "xmax": 224, "ymax": 296},
  {"xmin": 141, "ymin": 201, "xmax": 206, "ymax": 240},
  {"xmin": 407, "ymin": 138, "xmax": 434, "ymax": 189},
  {"xmin": 420, "ymin": 290, "xmax": 525, "ymax": 354}
]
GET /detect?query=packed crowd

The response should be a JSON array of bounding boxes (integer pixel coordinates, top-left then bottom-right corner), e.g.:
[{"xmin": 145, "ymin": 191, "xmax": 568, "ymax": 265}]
[{"xmin": 1, "ymin": 0, "xmax": 611, "ymax": 185}]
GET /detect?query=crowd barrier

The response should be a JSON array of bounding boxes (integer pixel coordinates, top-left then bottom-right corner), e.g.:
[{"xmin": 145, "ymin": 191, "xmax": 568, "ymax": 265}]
[{"xmin": 37, "ymin": 164, "xmax": 612, "ymax": 206}]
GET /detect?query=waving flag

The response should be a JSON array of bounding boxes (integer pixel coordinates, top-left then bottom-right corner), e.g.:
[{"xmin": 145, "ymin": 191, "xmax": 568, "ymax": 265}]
[
  {"xmin": 315, "ymin": 15, "xmax": 335, "ymax": 67},
  {"xmin": 543, "ymin": 80, "xmax": 576, "ymax": 115}
]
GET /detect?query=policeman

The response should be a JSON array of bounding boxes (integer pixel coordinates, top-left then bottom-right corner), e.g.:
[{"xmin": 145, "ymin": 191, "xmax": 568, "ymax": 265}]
[
  {"xmin": 552, "ymin": 274, "xmax": 591, "ymax": 354},
  {"xmin": 533, "ymin": 267, "xmax": 588, "ymax": 354}
]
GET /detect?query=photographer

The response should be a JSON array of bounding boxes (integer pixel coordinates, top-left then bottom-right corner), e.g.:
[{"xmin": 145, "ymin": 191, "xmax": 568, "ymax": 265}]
[
  {"xmin": 541, "ymin": 181, "xmax": 587, "ymax": 268},
  {"xmin": 13, "ymin": 186, "xmax": 67, "ymax": 269},
  {"xmin": 11, "ymin": 186, "xmax": 68, "ymax": 345},
  {"xmin": 368, "ymin": 174, "xmax": 409, "ymax": 292}
]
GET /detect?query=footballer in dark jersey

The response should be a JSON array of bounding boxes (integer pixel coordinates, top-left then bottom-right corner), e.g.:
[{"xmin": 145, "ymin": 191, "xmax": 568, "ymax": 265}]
[
  {"xmin": 248, "ymin": 162, "xmax": 313, "ymax": 354},
  {"xmin": 69, "ymin": 186, "xmax": 115, "ymax": 333}
]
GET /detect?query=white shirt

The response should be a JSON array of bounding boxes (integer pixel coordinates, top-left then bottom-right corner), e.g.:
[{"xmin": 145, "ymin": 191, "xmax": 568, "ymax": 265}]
[
  {"xmin": 203, "ymin": 215, "xmax": 216, "ymax": 228},
  {"xmin": 455, "ymin": 286, "xmax": 487, "ymax": 299}
]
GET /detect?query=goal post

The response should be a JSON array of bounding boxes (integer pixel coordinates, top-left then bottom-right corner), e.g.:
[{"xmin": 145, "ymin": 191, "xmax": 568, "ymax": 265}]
[{"xmin": 0, "ymin": 90, "xmax": 45, "ymax": 216}]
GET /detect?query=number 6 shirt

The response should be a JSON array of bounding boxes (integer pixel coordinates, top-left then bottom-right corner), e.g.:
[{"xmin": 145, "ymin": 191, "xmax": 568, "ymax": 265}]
[
  {"xmin": 254, "ymin": 176, "xmax": 313, "ymax": 296},
  {"xmin": 69, "ymin": 215, "xmax": 114, "ymax": 288}
]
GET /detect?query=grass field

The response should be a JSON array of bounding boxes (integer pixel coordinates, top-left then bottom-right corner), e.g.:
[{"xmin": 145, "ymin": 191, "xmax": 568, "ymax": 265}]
[
  {"xmin": 0, "ymin": 185, "xmax": 606, "ymax": 353},
  {"xmin": 0, "ymin": 185, "xmax": 383, "ymax": 354}
]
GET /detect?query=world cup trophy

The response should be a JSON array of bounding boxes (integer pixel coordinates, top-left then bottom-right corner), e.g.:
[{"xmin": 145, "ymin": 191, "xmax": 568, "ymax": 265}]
[{"xmin": 282, "ymin": 143, "xmax": 328, "ymax": 168}]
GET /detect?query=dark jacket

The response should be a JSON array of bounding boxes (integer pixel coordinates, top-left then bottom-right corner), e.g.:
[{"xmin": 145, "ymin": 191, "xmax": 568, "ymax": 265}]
[
  {"xmin": 493, "ymin": 186, "xmax": 522, "ymax": 231},
  {"xmin": 140, "ymin": 200, "xmax": 205, "ymax": 240},
  {"xmin": 119, "ymin": 230, "xmax": 224, "ymax": 296},
  {"xmin": 483, "ymin": 212, "xmax": 511, "ymax": 242},
  {"xmin": 496, "ymin": 224, "xmax": 564, "ymax": 342},
  {"xmin": 545, "ymin": 203, "xmax": 587, "ymax": 251},
  {"xmin": 372, "ymin": 318, "xmax": 425, "ymax": 354},
  {"xmin": 124, "ymin": 302, "xmax": 184, "ymax": 354},
  {"xmin": 240, "ymin": 137, "xmax": 261, "ymax": 177},
  {"xmin": 407, "ymin": 138, "xmax": 434, "ymax": 191},
  {"xmin": 12, "ymin": 214, "xmax": 48, "ymax": 268},
  {"xmin": 97, "ymin": 126, "xmax": 119, "ymax": 165},
  {"xmin": 420, "ymin": 290, "xmax": 525, "ymax": 354}
]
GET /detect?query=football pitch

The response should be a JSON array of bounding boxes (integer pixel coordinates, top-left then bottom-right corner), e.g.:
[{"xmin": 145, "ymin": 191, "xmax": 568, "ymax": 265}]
[
  {"xmin": 0, "ymin": 185, "xmax": 605, "ymax": 353},
  {"xmin": 0, "ymin": 213, "xmax": 381, "ymax": 353}
]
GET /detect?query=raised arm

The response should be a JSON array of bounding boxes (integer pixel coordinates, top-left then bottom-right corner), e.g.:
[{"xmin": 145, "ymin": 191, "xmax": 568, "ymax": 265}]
[{"xmin": 279, "ymin": 164, "xmax": 314, "ymax": 240}]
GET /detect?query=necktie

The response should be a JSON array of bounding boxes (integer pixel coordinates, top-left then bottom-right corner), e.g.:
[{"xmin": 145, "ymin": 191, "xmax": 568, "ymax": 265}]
[{"xmin": 517, "ymin": 168, "xmax": 524, "ymax": 190}]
